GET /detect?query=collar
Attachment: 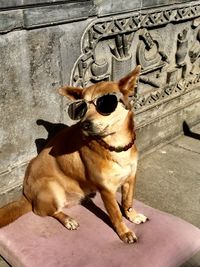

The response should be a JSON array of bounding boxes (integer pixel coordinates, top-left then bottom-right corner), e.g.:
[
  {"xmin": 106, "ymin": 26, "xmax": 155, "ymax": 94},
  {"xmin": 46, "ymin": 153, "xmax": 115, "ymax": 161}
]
[{"xmin": 96, "ymin": 136, "xmax": 136, "ymax": 153}]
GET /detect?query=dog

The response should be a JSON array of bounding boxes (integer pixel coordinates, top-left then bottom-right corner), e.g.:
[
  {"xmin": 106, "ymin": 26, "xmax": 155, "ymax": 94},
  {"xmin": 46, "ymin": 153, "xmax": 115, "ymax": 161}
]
[{"xmin": 0, "ymin": 65, "xmax": 148, "ymax": 243}]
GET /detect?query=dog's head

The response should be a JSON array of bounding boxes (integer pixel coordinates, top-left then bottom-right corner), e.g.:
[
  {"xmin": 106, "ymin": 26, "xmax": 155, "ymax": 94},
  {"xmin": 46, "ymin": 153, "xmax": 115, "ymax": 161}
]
[{"xmin": 58, "ymin": 66, "xmax": 140, "ymax": 137}]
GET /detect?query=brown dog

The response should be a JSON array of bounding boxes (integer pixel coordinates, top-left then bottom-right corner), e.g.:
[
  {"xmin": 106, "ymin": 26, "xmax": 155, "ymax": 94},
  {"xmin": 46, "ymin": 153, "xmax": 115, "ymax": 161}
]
[{"xmin": 0, "ymin": 66, "xmax": 148, "ymax": 243}]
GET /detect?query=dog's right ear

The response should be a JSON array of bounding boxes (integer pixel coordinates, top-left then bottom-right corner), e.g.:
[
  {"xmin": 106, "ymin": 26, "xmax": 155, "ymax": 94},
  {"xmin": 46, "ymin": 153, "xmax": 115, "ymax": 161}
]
[{"xmin": 58, "ymin": 86, "xmax": 83, "ymax": 100}]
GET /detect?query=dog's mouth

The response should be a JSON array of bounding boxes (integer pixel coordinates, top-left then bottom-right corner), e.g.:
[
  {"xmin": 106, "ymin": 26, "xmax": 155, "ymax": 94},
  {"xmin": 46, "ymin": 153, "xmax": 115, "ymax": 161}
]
[
  {"xmin": 82, "ymin": 128, "xmax": 109, "ymax": 138},
  {"xmin": 81, "ymin": 121, "xmax": 115, "ymax": 138}
]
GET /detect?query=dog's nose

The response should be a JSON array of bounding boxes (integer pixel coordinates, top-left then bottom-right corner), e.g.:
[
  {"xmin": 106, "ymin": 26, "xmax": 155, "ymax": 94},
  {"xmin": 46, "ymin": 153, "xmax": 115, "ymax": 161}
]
[{"xmin": 81, "ymin": 120, "xmax": 92, "ymax": 131}]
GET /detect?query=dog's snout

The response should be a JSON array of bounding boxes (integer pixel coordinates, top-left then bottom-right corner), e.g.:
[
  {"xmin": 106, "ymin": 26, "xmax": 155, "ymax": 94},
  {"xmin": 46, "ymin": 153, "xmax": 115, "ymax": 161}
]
[{"xmin": 81, "ymin": 120, "xmax": 92, "ymax": 131}]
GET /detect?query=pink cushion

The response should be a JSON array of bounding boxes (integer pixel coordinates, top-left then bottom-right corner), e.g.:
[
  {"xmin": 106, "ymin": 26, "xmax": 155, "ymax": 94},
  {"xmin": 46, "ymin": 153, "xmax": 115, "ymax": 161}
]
[{"xmin": 0, "ymin": 193, "xmax": 200, "ymax": 267}]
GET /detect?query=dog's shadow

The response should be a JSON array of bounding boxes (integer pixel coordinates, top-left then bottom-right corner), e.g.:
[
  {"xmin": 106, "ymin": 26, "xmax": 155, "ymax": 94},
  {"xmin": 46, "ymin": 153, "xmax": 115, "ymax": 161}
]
[
  {"xmin": 183, "ymin": 121, "xmax": 200, "ymax": 140},
  {"xmin": 35, "ymin": 119, "xmax": 68, "ymax": 153},
  {"xmin": 81, "ymin": 196, "xmax": 114, "ymax": 230}
]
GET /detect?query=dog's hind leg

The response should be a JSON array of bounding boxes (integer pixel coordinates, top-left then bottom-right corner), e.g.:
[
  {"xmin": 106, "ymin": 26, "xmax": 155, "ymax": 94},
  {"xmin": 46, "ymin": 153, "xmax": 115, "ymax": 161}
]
[
  {"xmin": 32, "ymin": 179, "xmax": 80, "ymax": 230},
  {"xmin": 52, "ymin": 211, "xmax": 79, "ymax": 230}
]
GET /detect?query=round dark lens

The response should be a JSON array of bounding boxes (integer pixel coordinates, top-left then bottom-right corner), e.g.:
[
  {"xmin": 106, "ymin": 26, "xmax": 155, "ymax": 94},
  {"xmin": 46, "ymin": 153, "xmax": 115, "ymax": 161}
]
[
  {"xmin": 68, "ymin": 101, "xmax": 87, "ymax": 120},
  {"xmin": 96, "ymin": 94, "xmax": 118, "ymax": 115}
]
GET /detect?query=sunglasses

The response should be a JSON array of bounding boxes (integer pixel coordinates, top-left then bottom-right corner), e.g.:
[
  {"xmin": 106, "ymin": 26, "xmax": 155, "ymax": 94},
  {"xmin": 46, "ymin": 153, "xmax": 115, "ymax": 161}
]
[{"xmin": 67, "ymin": 93, "xmax": 122, "ymax": 120}]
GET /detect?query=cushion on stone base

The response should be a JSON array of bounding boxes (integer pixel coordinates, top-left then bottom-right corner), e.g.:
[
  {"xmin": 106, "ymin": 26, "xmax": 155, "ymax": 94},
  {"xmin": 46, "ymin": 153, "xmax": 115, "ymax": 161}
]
[{"xmin": 0, "ymin": 193, "xmax": 200, "ymax": 267}]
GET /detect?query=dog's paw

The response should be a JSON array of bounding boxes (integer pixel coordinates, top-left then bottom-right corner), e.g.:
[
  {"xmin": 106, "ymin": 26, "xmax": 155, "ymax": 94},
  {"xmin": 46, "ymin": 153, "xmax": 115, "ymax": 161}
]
[
  {"xmin": 64, "ymin": 217, "xmax": 79, "ymax": 230},
  {"xmin": 120, "ymin": 231, "xmax": 137, "ymax": 244},
  {"xmin": 131, "ymin": 213, "xmax": 148, "ymax": 224},
  {"xmin": 126, "ymin": 210, "xmax": 149, "ymax": 224}
]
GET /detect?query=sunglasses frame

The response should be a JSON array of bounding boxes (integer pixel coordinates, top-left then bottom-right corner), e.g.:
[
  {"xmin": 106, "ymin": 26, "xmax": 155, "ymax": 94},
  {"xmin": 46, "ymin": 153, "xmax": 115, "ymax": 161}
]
[{"xmin": 67, "ymin": 92, "xmax": 123, "ymax": 120}]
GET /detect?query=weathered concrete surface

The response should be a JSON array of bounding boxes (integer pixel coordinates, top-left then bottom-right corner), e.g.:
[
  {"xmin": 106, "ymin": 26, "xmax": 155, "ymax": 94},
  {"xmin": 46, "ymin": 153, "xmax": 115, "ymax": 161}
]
[
  {"xmin": 95, "ymin": 0, "xmax": 193, "ymax": 16},
  {"xmin": 0, "ymin": 20, "xmax": 90, "ymax": 206},
  {"xmin": 0, "ymin": 10, "xmax": 23, "ymax": 33},
  {"xmin": 135, "ymin": 90, "xmax": 200, "ymax": 153},
  {"xmin": 23, "ymin": 1, "xmax": 96, "ymax": 28},
  {"xmin": 136, "ymin": 123, "xmax": 200, "ymax": 228},
  {"xmin": 0, "ymin": 257, "xmax": 9, "ymax": 267},
  {"xmin": 135, "ymin": 123, "xmax": 200, "ymax": 266}
]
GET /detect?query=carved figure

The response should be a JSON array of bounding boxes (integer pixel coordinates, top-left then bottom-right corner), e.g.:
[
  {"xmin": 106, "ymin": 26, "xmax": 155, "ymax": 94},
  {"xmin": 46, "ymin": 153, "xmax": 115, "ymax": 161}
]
[{"xmin": 176, "ymin": 28, "xmax": 188, "ymax": 66}]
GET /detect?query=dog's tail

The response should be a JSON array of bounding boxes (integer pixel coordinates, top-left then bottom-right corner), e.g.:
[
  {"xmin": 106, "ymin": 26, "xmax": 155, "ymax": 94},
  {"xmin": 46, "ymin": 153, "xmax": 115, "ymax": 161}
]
[{"xmin": 0, "ymin": 195, "xmax": 32, "ymax": 228}]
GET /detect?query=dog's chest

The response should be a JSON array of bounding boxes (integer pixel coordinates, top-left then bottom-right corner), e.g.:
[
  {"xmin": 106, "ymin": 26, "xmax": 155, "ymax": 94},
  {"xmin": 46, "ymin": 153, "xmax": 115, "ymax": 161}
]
[{"xmin": 97, "ymin": 151, "xmax": 137, "ymax": 191}]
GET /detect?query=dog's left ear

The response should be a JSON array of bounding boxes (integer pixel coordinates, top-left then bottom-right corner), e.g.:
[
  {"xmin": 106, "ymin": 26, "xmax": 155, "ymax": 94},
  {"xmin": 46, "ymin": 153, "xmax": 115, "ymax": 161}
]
[
  {"xmin": 58, "ymin": 86, "xmax": 83, "ymax": 100},
  {"xmin": 118, "ymin": 65, "xmax": 141, "ymax": 95},
  {"xmin": 118, "ymin": 65, "xmax": 141, "ymax": 109}
]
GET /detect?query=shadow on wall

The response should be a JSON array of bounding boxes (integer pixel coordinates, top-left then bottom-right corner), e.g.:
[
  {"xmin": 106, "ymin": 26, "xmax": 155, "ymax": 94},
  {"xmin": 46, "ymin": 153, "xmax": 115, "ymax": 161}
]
[
  {"xmin": 35, "ymin": 119, "xmax": 67, "ymax": 154},
  {"xmin": 35, "ymin": 120, "xmax": 200, "ymax": 155},
  {"xmin": 183, "ymin": 121, "xmax": 200, "ymax": 140}
]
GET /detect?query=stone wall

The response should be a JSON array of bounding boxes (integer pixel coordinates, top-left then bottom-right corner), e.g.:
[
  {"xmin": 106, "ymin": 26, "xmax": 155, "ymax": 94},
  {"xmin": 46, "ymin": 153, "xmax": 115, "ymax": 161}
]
[{"xmin": 0, "ymin": 0, "xmax": 200, "ymax": 205}]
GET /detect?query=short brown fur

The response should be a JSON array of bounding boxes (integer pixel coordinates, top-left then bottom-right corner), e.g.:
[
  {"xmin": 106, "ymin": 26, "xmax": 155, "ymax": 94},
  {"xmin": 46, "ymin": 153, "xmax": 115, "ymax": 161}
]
[{"xmin": 0, "ymin": 66, "xmax": 148, "ymax": 243}]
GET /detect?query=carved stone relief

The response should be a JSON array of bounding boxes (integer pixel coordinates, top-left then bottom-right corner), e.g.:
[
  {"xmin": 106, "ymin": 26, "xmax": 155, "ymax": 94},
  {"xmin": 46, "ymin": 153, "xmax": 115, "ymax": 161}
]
[{"xmin": 70, "ymin": 3, "xmax": 200, "ymax": 113}]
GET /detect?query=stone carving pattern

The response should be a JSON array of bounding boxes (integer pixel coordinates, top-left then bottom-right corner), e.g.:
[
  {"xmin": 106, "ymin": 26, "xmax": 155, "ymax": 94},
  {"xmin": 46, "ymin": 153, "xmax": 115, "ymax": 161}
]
[{"xmin": 70, "ymin": 3, "xmax": 200, "ymax": 112}]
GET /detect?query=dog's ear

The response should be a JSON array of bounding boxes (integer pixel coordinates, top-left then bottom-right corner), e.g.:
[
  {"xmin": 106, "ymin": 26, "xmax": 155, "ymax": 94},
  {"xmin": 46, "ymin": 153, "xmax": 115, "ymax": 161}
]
[
  {"xmin": 118, "ymin": 65, "xmax": 141, "ymax": 96},
  {"xmin": 58, "ymin": 86, "xmax": 83, "ymax": 100}
]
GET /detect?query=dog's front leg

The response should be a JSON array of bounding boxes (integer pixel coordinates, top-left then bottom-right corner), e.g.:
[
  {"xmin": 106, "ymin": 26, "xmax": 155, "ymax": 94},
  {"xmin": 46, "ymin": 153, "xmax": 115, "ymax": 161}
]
[
  {"xmin": 121, "ymin": 175, "xmax": 148, "ymax": 224},
  {"xmin": 100, "ymin": 189, "xmax": 137, "ymax": 244}
]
